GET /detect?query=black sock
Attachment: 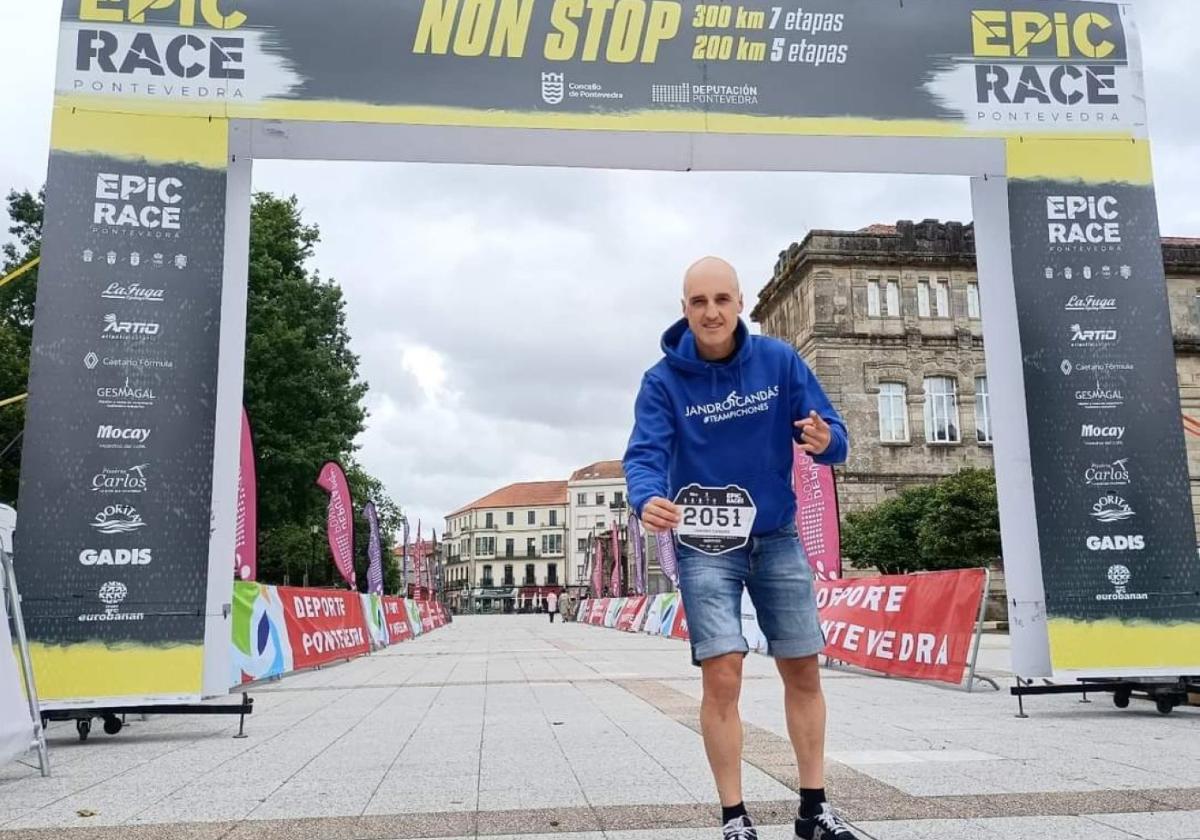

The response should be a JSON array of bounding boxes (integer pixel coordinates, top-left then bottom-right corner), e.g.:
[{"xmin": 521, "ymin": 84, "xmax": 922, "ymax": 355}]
[
  {"xmin": 799, "ymin": 788, "xmax": 826, "ymax": 819},
  {"xmin": 721, "ymin": 802, "xmax": 748, "ymax": 824}
]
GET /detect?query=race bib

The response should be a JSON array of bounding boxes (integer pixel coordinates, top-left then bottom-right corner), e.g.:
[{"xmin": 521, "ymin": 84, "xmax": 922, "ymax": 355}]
[{"xmin": 673, "ymin": 484, "xmax": 756, "ymax": 555}]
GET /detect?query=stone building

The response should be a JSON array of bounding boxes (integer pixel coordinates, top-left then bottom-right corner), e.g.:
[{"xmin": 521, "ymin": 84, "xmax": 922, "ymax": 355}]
[{"xmin": 751, "ymin": 220, "xmax": 1200, "ymax": 535}]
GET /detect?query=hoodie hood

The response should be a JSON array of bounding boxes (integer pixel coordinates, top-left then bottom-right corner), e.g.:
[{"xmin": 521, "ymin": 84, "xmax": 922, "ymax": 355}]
[{"xmin": 661, "ymin": 318, "xmax": 753, "ymax": 374}]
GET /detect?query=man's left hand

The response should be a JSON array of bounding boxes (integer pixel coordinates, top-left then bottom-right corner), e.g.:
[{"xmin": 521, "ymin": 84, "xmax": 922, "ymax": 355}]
[{"xmin": 794, "ymin": 410, "xmax": 831, "ymax": 455}]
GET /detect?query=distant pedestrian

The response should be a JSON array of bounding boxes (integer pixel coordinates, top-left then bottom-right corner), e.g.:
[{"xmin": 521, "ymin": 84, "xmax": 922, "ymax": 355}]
[{"xmin": 547, "ymin": 591, "xmax": 560, "ymax": 623}]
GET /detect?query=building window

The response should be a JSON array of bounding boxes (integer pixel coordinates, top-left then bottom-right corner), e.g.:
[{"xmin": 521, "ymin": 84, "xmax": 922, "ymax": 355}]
[
  {"xmin": 474, "ymin": 537, "xmax": 495, "ymax": 555},
  {"xmin": 924, "ymin": 376, "xmax": 961, "ymax": 443},
  {"xmin": 877, "ymin": 383, "xmax": 909, "ymax": 443},
  {"xmin": 485, "ymin": 512, "xmax": 494, "ymax": 528},
  {"xmin": 595, "ymin": 515, "xmax": 606, "ymax": 526},
  {"xmin": 917, "ymin": 280, "xmax": 930, "ymax": 317},
  {"xmin": 576, "ymin": 515, "xmax": 586, "ymax": 528},
  {"xmin": 935, "ymin": 280, "xmax": 949, "ymax": 317},
  {"xmin": 542, "ymin": 533, "xmax": 563, "ymax": 554},
  {"xmin": 867, "ymin": 280, "xmax": 881, "ymax": 317},
  {"xmin": 967, "ymin": 283, "xmax": 981, "ymax": 319},
  {"xmin": 504, "ymin": 538, "xmax": 514, "ymax": 557},
  {"xmin": 483, "ymin": 564, "xmax": 493, "ymax": 586},
  {"xmin": 976, "ymin": 376, "xmax": 993, "ymax": 444},
  {"xmin": 614, "ymin": 491, "xmax": 624, "ymax": 507},
  {"xmin": 506, "ymin": 511, "xmax": 514, "ymax": 525},
  {"xmin": 527, "ymin": 511, "xmax": 535, "ymax": 525},
  {"xmin": 549, "ymin": 510, "xmax": 558, "ymax": 526},
  {"xmin": 596, "ymin": 493, "xmax": 605, "ymax": 506},
  {"xmin": 577, "ymin": 492, "xmax": 586, "ymax": 506},
  {"xmin": 547, "ymin": 563, "xmax": 559, "ymax": 585},
  {"xmin": 503, "ymin": 565, "xmax": 514, "ymax": 586},
  {"xmin": 885, "ymin": 280, "xmax": 900, "ymax": 316},
  {"xmin": 525, "ymin": 538, "xmax": 535, "ymax": 557},
  {"xmin": 577, "ymin": 538, "xmax": 587, "ymax": 552},
  {"xmin": 525, "ymin": 564, "xmax": 536, "ymax": 585}
]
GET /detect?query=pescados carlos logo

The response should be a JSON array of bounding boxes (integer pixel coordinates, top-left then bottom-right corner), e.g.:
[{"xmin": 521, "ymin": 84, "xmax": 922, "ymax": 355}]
[{"xmin": 685, "ymin": 387, "xmax": 780, "ymax": 425}]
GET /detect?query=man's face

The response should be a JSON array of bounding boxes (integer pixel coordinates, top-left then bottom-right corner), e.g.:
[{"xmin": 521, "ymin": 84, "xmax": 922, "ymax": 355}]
[{"xmin": 682, "ymin": 267, "xmax": 743, "ymax": 355}]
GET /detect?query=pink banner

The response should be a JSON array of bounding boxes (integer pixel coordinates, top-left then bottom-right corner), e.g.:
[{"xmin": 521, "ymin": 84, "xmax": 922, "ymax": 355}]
[
  {"xmin": 793, "ymin": 445, "xmax": 842, "ymax": 581},
  {"xmin": 316, "ymin": 461, "xmax": 356, "ymax": 588},
  {"xmin": 591, "ymin": 535, "xmax": 603, "ymax": 598},
  {"xmin": 234, "ymin": 407, "xmax": 257, "ymax": 581},
  {"xmin": 609, "ymin": 525, "xmax": 621, "ymax": 596}
]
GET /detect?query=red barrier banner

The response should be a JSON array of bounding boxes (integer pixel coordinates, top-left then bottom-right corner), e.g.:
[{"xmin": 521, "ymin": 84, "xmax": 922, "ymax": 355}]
[
  {"xmin": 667, "ymin": 600, "xmax": 690, "ymax": 641},
  {"xmin": 589, "ymin": 599, "xmax": 609, "ymax": 625},
  {"xmin": 418, "ymin": 600, "xmax": 435, "ymax": 633},
  {"xmin": 616, "ymin": 596, "xmax": 646, "ymax": 631},
  {"xmin": 815, "ymin": 569, "xmax": 986, "ymax": 685},
  {"xmin": 382, "ymin": 596, "xmax": 413, "ymax": 644},
  {"xmin": 279, "ymin": 587, "xmax": 370, "ymax": 670}
]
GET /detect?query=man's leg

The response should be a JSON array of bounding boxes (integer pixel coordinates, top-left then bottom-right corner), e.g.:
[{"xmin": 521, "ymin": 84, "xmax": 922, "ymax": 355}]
[
  {"xmin": 699, "ymin": 652, "xmax": 746, "ymax": 806},
  {"xmin": 775, "ymin": 656, "xmax": 825, "ymax": 788}
]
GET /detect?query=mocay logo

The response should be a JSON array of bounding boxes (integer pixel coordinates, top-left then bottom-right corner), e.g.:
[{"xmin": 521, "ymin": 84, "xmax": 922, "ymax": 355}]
[
  {"xmin": 1090, "ymin": 495, "xmax": 1134, "ymax": 523},
  {"xmin": 91, "ymin": 504, "xmax": 146, "ymax": 535},
  {"xmin": 78, "ymin": 548, "xmax": 153, "ymax": 566},
  {"xmin": 1086, "ymin": 534, "xmax": 1144, "ymax": 551},
  {"xmin": 97, "ymin": 425, "xmax": 151, "ymax": 445},
  {"xmin": 1082, "ymin": 423, "xmax": 1124, "ymax": 441}
]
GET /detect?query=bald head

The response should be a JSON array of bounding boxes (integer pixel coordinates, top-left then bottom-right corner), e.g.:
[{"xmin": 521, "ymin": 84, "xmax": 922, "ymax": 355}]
[{"xmin": 683, "ymin": 256, "xmax": 741, "ymax": 299}]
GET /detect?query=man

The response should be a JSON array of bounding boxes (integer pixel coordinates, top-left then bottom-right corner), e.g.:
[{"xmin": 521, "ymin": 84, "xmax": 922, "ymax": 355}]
[
  {"xmin": 622, "ymin": 257, "xmax": 855, "ymax": 840},
  {"xmin": 547, "ymin": 590, "xmax": 560, "ymax": 623}
]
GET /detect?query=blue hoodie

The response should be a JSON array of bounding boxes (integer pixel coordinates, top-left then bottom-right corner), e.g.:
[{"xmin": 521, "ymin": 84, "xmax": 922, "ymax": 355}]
[{"xmin": 623, "ymin": 318, "xmax": 848, "ymax": 536}]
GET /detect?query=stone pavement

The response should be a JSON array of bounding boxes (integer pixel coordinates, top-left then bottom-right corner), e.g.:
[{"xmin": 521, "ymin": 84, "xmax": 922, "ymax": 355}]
[{"xmin": 0, "ymin": 615, "xmax": 1196, "ymax": 840}]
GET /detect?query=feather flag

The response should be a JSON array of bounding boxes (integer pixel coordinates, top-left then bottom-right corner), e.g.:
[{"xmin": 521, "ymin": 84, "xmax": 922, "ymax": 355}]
[
  {"xmin": 364, "ymin": 501, "xmax": 383, "ymax": 596},
  {"xmin": 592, "ymin": 532, "xmax": 604, "ymax": 597},
  {"xmin": 401, "ymin": 518, "xmax": 410, "ymax": 590},
  {"xmin": 609, "ymin": 523, "xmax": 622, "ymax": 596},
  {"xmin": 630, "ymin": 516, "xmax": 646, "ymax": 595},
  {"xmin": 316, "ymin": 461, "xmax": 356, "ymax": 588}
]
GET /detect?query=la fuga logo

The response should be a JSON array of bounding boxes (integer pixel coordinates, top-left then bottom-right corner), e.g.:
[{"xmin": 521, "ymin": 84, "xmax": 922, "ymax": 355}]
[
  {"xmin": 78, "ymin": 548, "xmax": 153, "ymax": 566},
  {"xmin": 1065, "ymin": 294, "xmax": 1116, "ymax": 312},
  {"xmin": 102, "ymin": 282, "xmax": 165, "ymax": 304},
  {"xmin": 1086, "ymin": 534, "xmax": 1144, "ymax": 551},
  {"xmin": 94, "ymin": 173, "xmax": 184, "ymax": 235}
]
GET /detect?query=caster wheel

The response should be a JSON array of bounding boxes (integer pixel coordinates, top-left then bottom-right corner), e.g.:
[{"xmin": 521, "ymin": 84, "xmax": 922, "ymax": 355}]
[
  {"xmin": 1113, "ymin": 690, "xmax": 1131, "ymax": 709},
  {"xmin": 103, "ymin": 715, "xmax": 123, "ymax": 735},
  {"xmin": 76, "ymin": 719, "xmax": 91, "ymax": 741},
  {"xmin": 1156, "ymin": 696, "xmax": 1175, "ymax": 715}
]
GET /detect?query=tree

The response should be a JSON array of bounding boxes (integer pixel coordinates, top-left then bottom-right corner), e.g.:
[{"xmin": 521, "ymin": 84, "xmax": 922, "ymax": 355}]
[
  {"xmin": 841, "ymin": 469, "xmax": 1000, "ymax": 574},
  {"xmin": 0, "ymin": 189, "xmax": 42, "ymax": 503}
]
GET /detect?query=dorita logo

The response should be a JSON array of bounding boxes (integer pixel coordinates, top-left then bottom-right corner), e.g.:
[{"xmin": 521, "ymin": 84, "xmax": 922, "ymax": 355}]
[
  {"xmin": 78, "ymin": 548, "xmax": 153, "ymax": 566},
  {"xmin": 94, "ymin": 173, "xmax": 183, "ymax": 232},
  {"xmin": 97, "ymin": 425, "xmax": 151, "ymax": 449},
  {"xmin": 1065, "ymin": 294, "xmax": 1117, "ymax": 312},
  {"xmin": 102, "ymin": 282, "xmax": 165, "ymax": 303},
  {"xmin": 102, "ymin": 313, "xmax": 161, "ymax": 338},
  {"xmin": 91, "ymin": 503, "xmax": 146, "ymax": 535},
  {"xmin": 970, "ymin": 10, "xmax": 1120, "ymax": 107},
  {"xmin": 1086, "ymin": 534, "xmax": 1144, "ymax": 551},
  {"xmin": 1084, "ymin": 458, "xmax": 1130, "ymax": 486},
  {"xmin": 1090, "ymin": 494, "xmax": 1134, "ymax": 523},
  {"xmin": 1047, "ymin": 195, "xmax": 1120, "ymax": 247},
  {"xmin": 1082, "ymin": 423, "xmax": 1124, "ymax": 442},
  {"xmin": 91, "ymin": 464, "xmax": 149, "ymax": 494},
  {"xmin": 541, "ymin": 72, "xmax": 565, "ymax": 104}
]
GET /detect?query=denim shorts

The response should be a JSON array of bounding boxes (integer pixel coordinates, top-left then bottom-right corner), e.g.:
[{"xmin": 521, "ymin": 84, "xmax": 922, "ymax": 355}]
[{"xmin": 677, "ymin": 523, "xmax": 825, "ymax": 666}]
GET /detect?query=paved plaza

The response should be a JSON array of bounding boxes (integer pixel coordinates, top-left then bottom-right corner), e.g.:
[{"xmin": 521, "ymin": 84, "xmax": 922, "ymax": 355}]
[{"xmin": 0, "ymin": 615, "xmax": 1196, "ymax": 840}]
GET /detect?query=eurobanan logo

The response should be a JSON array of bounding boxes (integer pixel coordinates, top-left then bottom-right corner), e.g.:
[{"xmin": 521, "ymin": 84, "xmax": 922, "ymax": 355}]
[
  {"xmin": 970, "ymin": 9, "xmax": 1121, "ymax": 106},
  {"xmin": 685, "ymin": 387, "xmax": 779, "ymax": 425}
]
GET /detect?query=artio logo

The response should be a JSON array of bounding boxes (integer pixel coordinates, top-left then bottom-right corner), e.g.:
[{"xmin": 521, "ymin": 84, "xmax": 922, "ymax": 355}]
[
  {"xmin": 1090, "ymin": 495, "xmax": 1134, "ymax": 523},
  {"xmin": 94, "ymin": 173, "xmax": 183, "ymax": 231},
  {"xmin": 78, "ymin": 548, "xmax": 153, "ymax": 566},
  {"xmin": 102, "ymin": 313, "xmax": 161, "ymax": 338},
  {"xmin": 1070, "ymin": 323, "xmax": 1117, "ymax": 344},
  {"xmin": 1086, "ymin": 534, "xmax": 1144, "ymax": 551},
  {"xmin": 541, "ymin": 72, "xmax": 565, "ymax": 104}
]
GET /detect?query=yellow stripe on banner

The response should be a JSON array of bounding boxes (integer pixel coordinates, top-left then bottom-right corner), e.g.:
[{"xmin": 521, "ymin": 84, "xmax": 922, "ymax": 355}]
[
  {"xmin": 50, "ymin": 103, "xmax": 228, "ymax": 169},
  {"xmin": 30, "ymin": 642, "xmax": 204, "ymax": 700},
  {"xmin": 1006, "ymin": 137, "xmax": 1154, "ymax": 184},
  {"xmin": 0, "ymin": 394, "xmax": 27, "ymax": 409},
  {"xmin": 0, "ymin": 256, "xmax": 40, "ymax": 290},
  {"xmin": 1048, "ymin": 618, "xmax": 1200, "ymax": 671}
]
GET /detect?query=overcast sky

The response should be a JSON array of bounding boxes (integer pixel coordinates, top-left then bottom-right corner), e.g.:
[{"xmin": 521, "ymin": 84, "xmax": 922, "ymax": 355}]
[{"xmin": 2, "ymin": 3, "xmax": 1197, "ymax": 534}]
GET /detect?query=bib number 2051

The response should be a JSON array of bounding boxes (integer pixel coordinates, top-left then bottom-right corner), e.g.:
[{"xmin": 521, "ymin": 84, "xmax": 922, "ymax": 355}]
[{"xmin": 673, "ymin": 484, "xmax": 756, "ymax": 556}]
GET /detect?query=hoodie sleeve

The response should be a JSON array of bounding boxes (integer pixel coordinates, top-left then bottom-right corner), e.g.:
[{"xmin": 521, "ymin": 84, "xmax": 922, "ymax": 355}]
[
  {"xmin": 788, "ymin": 351, "xmax": 849, "ymax": 466},
  {"xmin": 623, "ymin": 372, "xmax": 675, "ymax": 517}
]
